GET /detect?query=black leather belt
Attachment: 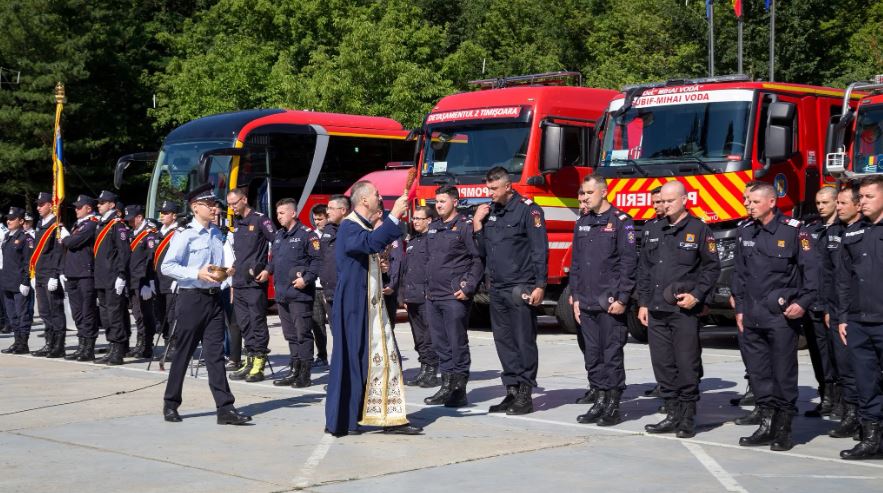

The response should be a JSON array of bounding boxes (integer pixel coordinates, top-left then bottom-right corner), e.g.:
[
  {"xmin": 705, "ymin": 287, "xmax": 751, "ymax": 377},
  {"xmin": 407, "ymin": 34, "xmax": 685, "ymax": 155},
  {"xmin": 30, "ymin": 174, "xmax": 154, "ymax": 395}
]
[{"xmin": 180, "ymin": 287, "xmax": 221, "ymax": 295}]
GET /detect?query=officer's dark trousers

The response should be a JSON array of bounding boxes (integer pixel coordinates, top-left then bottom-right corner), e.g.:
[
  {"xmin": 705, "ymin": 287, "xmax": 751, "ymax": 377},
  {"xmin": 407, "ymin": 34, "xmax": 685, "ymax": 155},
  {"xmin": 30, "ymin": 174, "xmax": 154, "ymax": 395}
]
[
  {"xmin": 742, "ymin": 323, "xmax": 799, "ymax": 414},
  {"xmin": 97, "ymin": 288, "xmax": 127, "ymax": 344},
  {"xmin": 833, "ymin": 320, "xmax": 857, "ymax": 405},
  {"xmin": 312, "ymin": 288, "xmax": 328, "ymax": 360},
  {"xmin": 233, "ymin": 286, "xmax": 269, "ymax": 354},
  {"xmin": 278, "ymin": 300, "xmax": 314, "ymax": 361},
  {"xmin": 35, "ymin": 282, "xmax": 65, "ymax": 335},
  {"xmin": 163, "ymin": 289, "xmax": 234, "ymax": 411},
  {"xmin": 803, "ymin": 310, "xmax": 837, "ymax": 393},
  {"xmin": 129, "ymin": 289, "xmax": 156, "ymax": 346},
  {"xmin": 406, "ymin": 302, "xmax": 437, "ymax": 366},
  {"xmin": 581, "ymin": 309, "xmax": 628, "ymax": 391},
  {"xmin": 846, "ymin": 322, "xmax": 883, "ymax": 422},
  {"xmin": 428, "ymin": 299, "xmax": 471, "ymax": 374},
  {"xmin": 66, "ymin": 277, "xmax": 98, "ymax": 339},
  {"xmin": 2, "ymin": 291, "xmax": 30, "ymax": 335},
  {"xmin": 648, "ymin": 310, "xmax": 701, "ymax": 402},
  {"xmin": 490, "ymin": 288, "xmax": 538, "ymax": 387}
]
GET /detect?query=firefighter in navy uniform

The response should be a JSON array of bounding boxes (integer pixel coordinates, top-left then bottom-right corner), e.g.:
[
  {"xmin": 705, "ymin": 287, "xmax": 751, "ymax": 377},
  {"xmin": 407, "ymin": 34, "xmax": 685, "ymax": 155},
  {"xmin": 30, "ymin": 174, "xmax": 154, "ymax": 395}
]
[
  {"xmin": 638, "ymin": 181, "xmax": 720, "ymax": 439},
  {"xmin": 61, "ymin": 195, "xmax": 100, "ymax": 361},
  {"xmin": 400, "ymin": 205, "xmax": 437, "ymax": 388},
  {"xmin": 317, "ymin": 194, "xmax": 350, "ymax": 367},
  {"xmin": 0, "ymin": 207, "xmax": 36, "ymax": 354},
  {"xmin": 733, "ymin": 182, "xmax": 819, "ymax": 452},
  {"xmin": 226, "ymin": 188, "xmax": 276, "ymax": 383},
  {"xmin": 260, "ymin": 198, "xmax": 321, "ymax": 388},
  {"xmin": 153, "ymin": 200, "xmax": 181, "ymax": 352},
  {"xmin": 124, "ymin": 205, "xmax": 159, "ymax": 358},
  {"xmin": 91, "ymin": 190, "xmax": 131, "ymax": 365},
  {"xmin": 29, "ymin": 192, "xmax": 69, "ymax": 358},
  {"xmin": 837, "ymin": 174, "xmax": 883, "ymax": 460},
  {"xmin": 570, "ymin": 176, "xmax": 637, "ymax": 427},
  {"xmin": 473, "ymin": 166, "xmax": 548, "ymax": 415},
  {"xmin": 423, "ymin": 186, "xmax": 484, "ymax": 408}
]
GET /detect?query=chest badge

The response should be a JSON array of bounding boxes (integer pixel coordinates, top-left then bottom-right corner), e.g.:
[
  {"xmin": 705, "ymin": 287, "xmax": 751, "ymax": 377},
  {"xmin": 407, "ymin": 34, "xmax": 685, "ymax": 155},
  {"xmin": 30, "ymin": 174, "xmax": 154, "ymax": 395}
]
[
  {"xmin": 603, "ymin": 222, "xmax": 614, "ymax": 232},
  {"xmin": 685, "ymin": 233, "xmax": 695, "ymax": 243},
  {"xmin": 777, "ymin": 240, "xmax": 785, "ymax": 248},
  {"xmin": 248, "ymin": 225, "xmax": 255, "ymax": 232},
  {"xmin": 311, "ymin": 238, "xmax": 320, "ymax": 251}
]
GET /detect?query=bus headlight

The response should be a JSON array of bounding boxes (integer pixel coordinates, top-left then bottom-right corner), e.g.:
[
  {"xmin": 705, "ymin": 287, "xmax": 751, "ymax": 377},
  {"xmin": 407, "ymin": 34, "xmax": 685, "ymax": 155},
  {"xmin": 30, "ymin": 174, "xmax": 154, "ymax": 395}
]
[{"xmin": 716, "ymin": 238, "xmax": 737, "ymax": 263}]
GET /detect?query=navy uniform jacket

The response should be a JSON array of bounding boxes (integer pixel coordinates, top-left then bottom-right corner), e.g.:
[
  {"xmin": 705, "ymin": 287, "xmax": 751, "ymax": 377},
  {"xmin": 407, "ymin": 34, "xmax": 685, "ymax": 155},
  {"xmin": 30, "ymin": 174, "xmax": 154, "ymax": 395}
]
[
  {"xmin": 426, "ymin": 214, "xmax": 484, "ymax": 300},
  {"xmin": 129, "ymin": 224, "xmax": 158, "ymax": 289},
  {"xmin": 475, "ymin": 191, "xmax": 548, "ymax": 290},
  {"xmin": 0, "ymin": 229, "xmax": 34, "ymax": 291},
  {"xmin": 382, "ymin": 237, "xmax": 403, "ymax": 295},
  {"xmin": 154, "ymin": 226, "xmax": 181, "ymax": 294},
  {"xmin": 638, "ymin": 214, "xmax": 721, "ymax": 312},
  {"xmin": 836, "ymin": 217, "xmax": 883, "ymax": 325},
  {"xmin": 93, "ymin": 215, "xmax": 131, "ymax": 289},
  {"xmin": 732, "ymin": 213, "xmax": 819, "ymax": 329},
  {"xmin": 61, "ymin": 215, "xmax": 99, "ymax": 279},
  {"xmin": 32, "ymin": 215, "xmax": 65, "ymax": 283},
  {"xmin": 400, "ymin": 232, "xmax": 429, "ymax": 304},
  {"xmin": 267, "ymin": 221, "xmax": 321, "ymax": 303},
  {"xmin": 319, "ymin": 222, "xmax": 339, "ymax": 302},
  {"xmin": 571, "ymin": 206, "xmax": 637, "ymax": 310},
  {"xmin": 231, "ymin": 211, "xmax": 276, "ymax": 289},
  {"xmin": 821, "ymin": 221, "xmax": 846, "ymax": 314},
  {"xmin": 806, "ymin": 218, "xmax": 834, "ymax": 313}
]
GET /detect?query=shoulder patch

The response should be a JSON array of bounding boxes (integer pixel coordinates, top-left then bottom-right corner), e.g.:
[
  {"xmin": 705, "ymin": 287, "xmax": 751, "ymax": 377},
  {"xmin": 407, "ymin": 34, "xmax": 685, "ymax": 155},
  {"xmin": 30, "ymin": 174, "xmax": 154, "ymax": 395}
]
[
  {"xmin": 618, "ymin": 213, "xmax": 630, "ymax": 222},
  {"xmin": 521, "ymin": 198, "xmax": 533, "ymax": 205},
  {"xmin": 799, "ymin": 231, "xmax": 812, "ymax": 251},
  {"xmin": 780, "ymin": 216, "xmax": 801, "ymax": 228}
]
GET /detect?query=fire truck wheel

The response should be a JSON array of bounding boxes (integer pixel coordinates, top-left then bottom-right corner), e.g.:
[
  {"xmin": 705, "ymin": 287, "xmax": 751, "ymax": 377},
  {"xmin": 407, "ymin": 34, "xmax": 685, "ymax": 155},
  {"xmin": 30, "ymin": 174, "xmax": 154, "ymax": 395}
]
[
  {"xmin": 555, "ymin": 286, "xmax": 578, "ymax": 334},
  {"xmin": 626, "ymin": 304, "xmax": 648, "ymax": 343}
]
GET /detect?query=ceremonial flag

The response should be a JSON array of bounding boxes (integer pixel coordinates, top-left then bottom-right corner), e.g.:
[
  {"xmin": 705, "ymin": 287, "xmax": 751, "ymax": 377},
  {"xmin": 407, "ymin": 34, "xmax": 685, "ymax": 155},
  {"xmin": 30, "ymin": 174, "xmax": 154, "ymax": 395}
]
[
  {"xmin": 52, "ymin": 83, "xmax": 65, "ymax": 208},
  {"xmin": 732, "ymin": 0, "xmax": 743, "ymax": 18},
  {"xmin": 765, "ymin": 0, "xmax": 773, "ymax": 11},
  {"xmin": 706, "ymin": 0, "xmax": 714, "ymax": 19}
]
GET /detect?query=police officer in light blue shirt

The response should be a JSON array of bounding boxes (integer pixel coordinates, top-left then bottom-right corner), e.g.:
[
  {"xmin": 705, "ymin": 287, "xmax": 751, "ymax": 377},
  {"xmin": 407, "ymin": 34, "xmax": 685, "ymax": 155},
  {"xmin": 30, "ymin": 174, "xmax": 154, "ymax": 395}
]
[{"xmin": 160, "ymin": 183, "xmax": 251, "ymax": 426}]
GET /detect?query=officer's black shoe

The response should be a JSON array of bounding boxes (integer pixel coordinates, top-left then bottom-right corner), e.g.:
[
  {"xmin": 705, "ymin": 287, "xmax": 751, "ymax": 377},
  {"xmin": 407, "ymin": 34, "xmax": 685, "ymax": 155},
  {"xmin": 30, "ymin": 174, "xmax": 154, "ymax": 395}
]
[
  {"xmin": 273, "ymin": 360, "xmax": 299, "ymax": 387},
  {"xmin": 644, "ymin": 385, "xmax": 662, "ymax": 398},
  {"xmin": 126, "ymin": 334, "xmax": 144, "ymax": 358},
  {"xmin": 805, "ymin": 386, "xmax": 835, "ymax": 418},
  {"xmin": 31, "ymin": 331, "xmax": 54, "ymax": 357},
  {"xmin": 163, "ymin": 408, "xmax": 182, "ymax": 422},
  {"xmin": 2, "ymin": 333, "xmax": 22, "ymax": 354},
  {"xmin": 225, "ymin": 359, "xmax": 241, "ymax": 371},
  {"xmin": 598, "ymin": 389, "xmax": 623, "ymax": 427},
  {"xmin": 444, "ymin": 373, "xmax": 468, "ymax": 408},
  {"xmin": 106, "ymin": 343, "xmax": 124, "ymax": 365},
  {"xmin": 419, "ymin": 364, "xmax": 439, "ymax": 388},
  {"xmin": 841, "ymin": 421, "xmax": 883, "ymax": 460},
  {"xmin": 293, "ymin": 359, "xmax": 312, "ymax": 388},
  {"xmin": 577, "ymin": 390, "xmax": 608, "ymax": 424},
  {"xmin": 46, "ymin": 332, "xmax": 66, "ymax": 358},
  {"xmin": 77, "ymin": 339, "xmax": 96, "ymax": 361},
  {"xmin": 645, "ymin": 401, "xmax": 681, "ymax": 434},
  {"xmin": 734, "ymin": 406, "xmax": 762, "ymax": 426},
  {"xmin": 405, "ymin": 364, "xmax": 428, "ymax": 386},
  {"xmin": 312, "ymin": 357, "xmax": 329, "ymax": 369},
  {"xmin": 506, "ymin": 383, "xmax": 534, "ymax": 415},
  {"xmin": 770, "ymin": 412, "xmax": 794, "ymax": 451},
  {"xmin": 229, "ymin": 353, "xmax": 254, "ymax": 380},
  {"xmin": 575, "ymin": 387, "xmax": 598, "ymax": 405},
  {"xmin": 383, "ymin": 423, "xmax": 423, "ymax": 435},
  {"xmin": 12, "ymin": 334, "xmax": 30, "ymax": 354},
  {"xmin": 830, "ymin": 403, "xmax": 861, "ymax": 438},
  {"xmin": 739, "ymin": 407, "xmax": 776, "ymax": 446},
  {"xmin": 424, "ymin": 373, "xmax": 453, "ymax": 405},
  {"xmin": 217, "ymin": 408, "xmax": 252, "ymax": 425},
  {"xmin": 676, "ymin": 401, "xmax": 697, "ymax": 438},
  {"xmin": 65, "ymin": 337, "xmax": 85, "ymax": 360},
  {"xmin": 489, "ymin": 385, "xmax": 518, "ymax": 413}
]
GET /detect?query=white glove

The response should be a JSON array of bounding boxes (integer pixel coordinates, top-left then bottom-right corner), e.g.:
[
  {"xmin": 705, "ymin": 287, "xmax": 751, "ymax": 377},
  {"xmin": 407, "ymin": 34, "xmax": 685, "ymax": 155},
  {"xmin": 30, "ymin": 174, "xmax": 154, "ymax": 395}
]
[
  {"xmin": 47, "ymin": 278, "xmax": 59, "ymax": 292},
  {"xmin": 140, "ymin": 284, "xmax": 154, "ymax": 300},
  {"xmin": 114, "ymin": 277, "xmax": 126, "ymax": 296},
  {"xmin": 19, "ymin": 284, "xmax": 30, "ymax": 297}
]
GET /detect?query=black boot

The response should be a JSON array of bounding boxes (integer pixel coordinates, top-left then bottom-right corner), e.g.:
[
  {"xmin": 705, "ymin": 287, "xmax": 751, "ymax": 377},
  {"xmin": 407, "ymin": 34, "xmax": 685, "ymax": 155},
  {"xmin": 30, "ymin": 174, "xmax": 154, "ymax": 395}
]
[
  {"xmin": 676, "ymin": 401, "xmax": 697, "ymax": 438},
  {"xmin": 806, "ymin": 385, "xmax": 836, "ymax": 417},
  {"xmin": 577, "ymin": 390, "xmax": 608, "ymax": 424},
  {"xmin": 406, "ymin": 364, "xmax": 427, "ymax": 386},
  {"xmin": 657, "ymin": 398, "xmax": 674, "ymax": 414},
  {"xmin": 140, "ymin": 336, "xmax": 154, "ymax": 359},
  {"xmin": 645, "ymin": 401, "xmax": 681, "ymax": 434},
  {"xmin": 46, "ymin": 332, "xmax": 66, "ymax": 358},
  {"xmin": 13, "ymin": 333, "xmax": 30, "ymax": 354},
  {"xmin": 419, "ymin": 364, "xmax": 439, "ymax": 388},
  {"xmin": 506, "ymin": 383, "xmax": 533, "ymax": 415},
  {"xmin": 2, "ymin": 333, "xmax": 22, "ymax": 354},
  {"xmin": 31, "ymin": 331, "xmax": 54, "ymax": 357},
  {"xmin": 489, "ymin": 385, "xmax": 518, "ymax": 413},
  {"xmin": 95, "ymin": 342, "xmax": 124, "ymax": 365},
  {"xmin": 731, "ymin": 382, "xmax": 755, "ymax": 406},
  {"xmin": 576, "ymin": 386, "xmax": 598, "ymax": 405},
  {"xmin": 424, "ymin": 373, "xmax": 453, "ymax": 405},
  {"xmin": 734, "ymin": 406, "xmax": 762, "ymax": 425},
  {"xmin": 65, "ymin": 337, "xmax": 85, "ymax": 360},
  {"xmin": 229, "ymin": 353, "xmax": 254, "ymax": 380},
  {"xmin": 444, "ymin": 373, "xmax": 468, "ymax": 408},
  {"xmin": 598, "ymin": 389, "xmax": 623, "ymax": 427},
  {"xmin": 77, "ymin": 338, "xmax": 96, "ymax": 361},
  {"xmin": 770, "ymin": 411, "xmax": 794, "ymax": 451},
  {"xmin": 739, "ymin": 407, "xmax": 776, "ymax": 446},
  {"xmin": 841, "ymin": 421, "xmax": 883, "ymax": 460},
  {"xmin": 0, "ymin": 324, "xmax": 10, "ymax": 334},
  {"xmin": 829, "ymin": 403, "xmax": 861, "ymax": 438},
  {"xmin": 293, "ymin": 359, "xmax": 312, "ymax": 388},
  {"xmin": 273, "ymin": 359, "xmax": 299, "ymax": 386},
  {"xmin": 126, "ymin": 333, "xmax": 144, "ymax": 358}
]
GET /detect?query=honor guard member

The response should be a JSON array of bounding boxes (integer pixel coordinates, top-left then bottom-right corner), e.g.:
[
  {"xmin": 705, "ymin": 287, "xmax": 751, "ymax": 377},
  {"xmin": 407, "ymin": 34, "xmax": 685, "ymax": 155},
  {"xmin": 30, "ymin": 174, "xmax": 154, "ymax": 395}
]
[
  {"xmin": 570, "ymin": 176, "xmax": 637, "ymax": 427},
  {"xmin": 61, "ymin": 195, "xmax": 100, "ymax": 360},
  {"xmin": 160, "ymin": 184, "xmax": 251, "ymax": 425},
  {"xmin": 154, "ymin": 200, "xmax": 181, "ymax": 350},
  {"xmin": 802, "ymin": 187, "xmax": 840, "ymax": 418},
  {"xmin": 400, "ymin": 205, "xmax": 438, "ymax": 388},
  {"xmin": 423, "ymin": 186, "xmax": 484, "ymax": 408},
  {"xmin": 836, "ymin": 175, "xmax": 883, "ymax": 460},
  {"xmin": 318, "ymin": 195, "xmax": 350, "ymax": 366},
  {"xmin": 30, "ymin": 192, "xmax": 69, "ymax": 358},
  {"xmin": 826, "ymin": 183, "xmax": 863, "ymax": 440},
  {"xmin": 124, "ymin": 205, "xmax": 159, "ymax": 358},
  {"xmin": 733, "ymin": 181, "xmax": 819, "ymax": 452},
  {"xmin": 258, "ymin": 198, "xmax": 321, "ymax": 388},
  {"xmin": 92, "ymin": 190, "xmax": 131, "ymax": 365},
  {"xmin": 226, "ymin": 187, "xmax": 276, "ymax": 382},
  {"xmin": 638, "ymin": 181, "xmax": 720, "ymax": 439},
  {"xmin": 309, "ymin": 205, "xmax": 329, "ymax": 368},
  {"xmin": 0, "ymin": 207, "xmax": 35, "ymax": 354},
  {"xmin": 473, "ymin": 166, "xmax": 548, "ymax": 415}
]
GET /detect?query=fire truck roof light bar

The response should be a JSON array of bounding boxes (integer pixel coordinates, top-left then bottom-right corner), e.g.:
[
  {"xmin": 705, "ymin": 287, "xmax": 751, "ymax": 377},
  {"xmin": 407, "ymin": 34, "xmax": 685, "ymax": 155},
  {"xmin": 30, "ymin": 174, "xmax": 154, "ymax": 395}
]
[
  {"xmin": 840, "ymin": 77, "xmax": 883, "ymax": 117},
  {"xmin": 621, "ymin": 74, "xmax": 751, "ymax": 92},
  {"xmin": 468, "ymin": 71, "xmax": 583, "ymax": 90}
]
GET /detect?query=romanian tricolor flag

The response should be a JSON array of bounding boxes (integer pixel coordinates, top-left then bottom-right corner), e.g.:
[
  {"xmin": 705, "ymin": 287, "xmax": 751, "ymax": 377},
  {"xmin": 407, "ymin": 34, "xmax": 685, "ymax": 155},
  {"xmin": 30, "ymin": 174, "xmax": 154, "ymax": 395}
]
[
  {"xmin": 52, "ymin": 83, "xmax": 65, "ymax": 210},
  {"xmin": 732, "ymin": 0, "xmax": 743, "ymax": 18}
]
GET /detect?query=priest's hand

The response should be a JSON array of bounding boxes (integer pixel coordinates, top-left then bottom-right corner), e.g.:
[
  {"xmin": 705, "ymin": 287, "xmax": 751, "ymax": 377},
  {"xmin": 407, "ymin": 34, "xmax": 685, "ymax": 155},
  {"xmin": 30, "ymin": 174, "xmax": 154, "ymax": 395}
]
[{"xmin": 391, "ymin": 195, "xmax": 409, "ymax": 219}]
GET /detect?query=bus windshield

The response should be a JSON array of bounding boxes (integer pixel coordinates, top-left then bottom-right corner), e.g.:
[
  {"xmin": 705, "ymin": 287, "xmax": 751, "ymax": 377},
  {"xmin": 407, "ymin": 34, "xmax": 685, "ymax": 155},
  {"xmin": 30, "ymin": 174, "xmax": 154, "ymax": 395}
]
[
  {"xmin": 147, "ymin": 140, "xmax": 233, "ymax": 217},
  {"xmin": 854, "ymin": 104, "xmax": 883, "ymax": 173},
  {"xmin": 421, "ymin": 122, "xmax": 531, "ymax": 183}
]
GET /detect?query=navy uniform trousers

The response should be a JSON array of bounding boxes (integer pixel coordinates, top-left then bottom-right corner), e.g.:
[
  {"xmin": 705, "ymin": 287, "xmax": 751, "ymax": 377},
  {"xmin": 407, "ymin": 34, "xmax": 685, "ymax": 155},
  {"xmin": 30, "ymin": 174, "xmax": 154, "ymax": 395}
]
[{"xmin": 489, "ymin": 288, "xmax": 538, "ymax": 387}]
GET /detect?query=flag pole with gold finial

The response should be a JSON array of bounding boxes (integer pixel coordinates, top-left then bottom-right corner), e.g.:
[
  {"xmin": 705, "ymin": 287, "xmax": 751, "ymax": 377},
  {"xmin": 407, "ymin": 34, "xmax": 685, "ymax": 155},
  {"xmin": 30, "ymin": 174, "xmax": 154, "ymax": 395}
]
[{"xmin": 52, "ymin": 82, "xmax": 66, "ymax": 239}]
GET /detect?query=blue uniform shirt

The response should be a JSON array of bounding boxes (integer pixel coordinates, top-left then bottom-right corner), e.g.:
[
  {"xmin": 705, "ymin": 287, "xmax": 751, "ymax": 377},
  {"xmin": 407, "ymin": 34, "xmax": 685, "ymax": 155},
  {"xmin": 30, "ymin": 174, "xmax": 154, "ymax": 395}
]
[{"xmin": 161, "ymin": 219, "xmax": 225, "ymax": 289}]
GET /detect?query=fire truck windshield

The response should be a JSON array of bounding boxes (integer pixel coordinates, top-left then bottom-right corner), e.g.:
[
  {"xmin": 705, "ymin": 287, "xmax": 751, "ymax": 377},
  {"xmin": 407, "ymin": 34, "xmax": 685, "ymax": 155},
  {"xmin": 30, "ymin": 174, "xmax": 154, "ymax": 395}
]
[
  {"xmin": 854, "ymin": 104, "xmax": 883, "ymax": 173},
  {"xmin": 147, "ymin": 140, "xmax": 233, "ymax": 217},
  {"xmin": 600, "ymin": 101, "xmax": 751, "ymax": 168},
  {"xmin": 421, "ymin": 123, "xmax": 531, "ymax": 183}
]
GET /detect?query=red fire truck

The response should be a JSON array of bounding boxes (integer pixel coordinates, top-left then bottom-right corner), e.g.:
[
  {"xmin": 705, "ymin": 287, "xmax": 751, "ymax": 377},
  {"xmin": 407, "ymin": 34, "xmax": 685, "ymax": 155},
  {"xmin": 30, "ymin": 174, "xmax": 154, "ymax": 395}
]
[
  {"xmin": 826, "ymin": 76, "xmax": 883, "ymax": 178},
  {"xmin": 594, "ymin": 75, "xmax": 862, "ymax": 340},
  {"xmin": 409, "ymin": 72, "xmax": 618, "ymax": 329}
]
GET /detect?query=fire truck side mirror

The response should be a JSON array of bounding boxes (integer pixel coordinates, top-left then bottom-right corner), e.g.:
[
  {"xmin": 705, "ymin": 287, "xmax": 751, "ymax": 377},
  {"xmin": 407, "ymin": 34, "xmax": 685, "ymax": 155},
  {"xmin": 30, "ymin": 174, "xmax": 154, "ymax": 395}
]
[
  {"xmin": 113, "ymin": 152, "xmax": 159, "ymax": 189},
  {"xmin": 764, "ymin": 101, "xmax": 796, "ymax": 163},
  {"xmin": 541, "ymin": 124, "xmax": 564, "ymax": 173}
]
